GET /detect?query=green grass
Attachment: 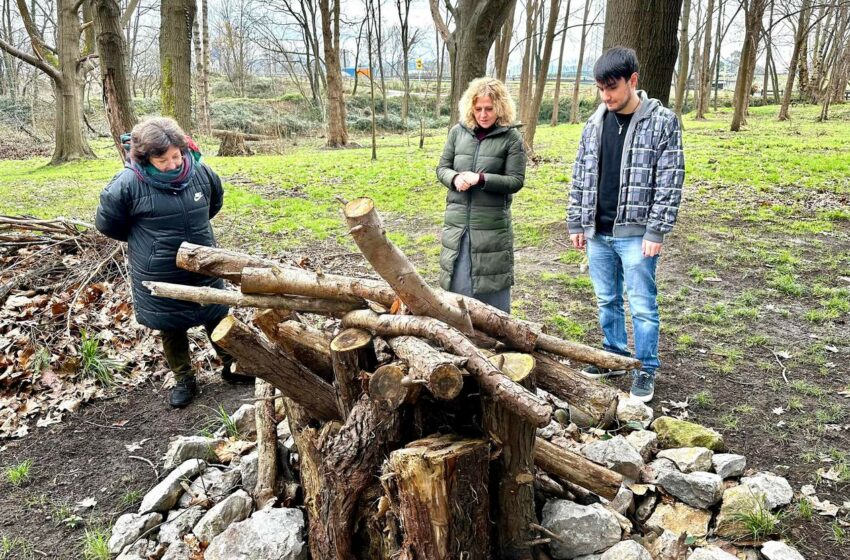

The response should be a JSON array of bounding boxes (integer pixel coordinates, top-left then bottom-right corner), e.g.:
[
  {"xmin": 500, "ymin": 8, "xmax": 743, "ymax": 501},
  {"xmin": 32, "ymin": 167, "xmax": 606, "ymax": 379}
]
[
  {"xmin": 81, "ymin": 528, "xmax": 110, "ymax": 560},
  {"xmin": 731, "ymin": 496, "xmax": 785, "ymax": 542},
  {"xmin": 692, "ymin": 390, "xmax": 714, "ymax": 407},
  {"xmin": 0, "ymin": 537, "xmax": 35, "ymax": 560},
  {"xmin": 4, "ymin": 459, "xmax": 33, "ymax": 486},
  {"xmin": 79, "ymin": 330, "xmax": 121, "ymax": 385}
]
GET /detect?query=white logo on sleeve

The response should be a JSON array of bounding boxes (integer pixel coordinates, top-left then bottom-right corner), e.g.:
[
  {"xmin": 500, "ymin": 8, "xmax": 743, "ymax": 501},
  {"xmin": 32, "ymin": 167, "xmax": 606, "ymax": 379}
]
[{"xmin": 194, "ymin": 192, "xmax": 204, "ymax": 202}]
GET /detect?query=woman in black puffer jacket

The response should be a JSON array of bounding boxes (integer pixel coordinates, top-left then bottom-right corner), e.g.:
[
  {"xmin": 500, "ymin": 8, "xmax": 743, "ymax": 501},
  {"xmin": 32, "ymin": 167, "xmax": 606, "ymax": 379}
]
[{"xmin": 96, "ymin": 117, "xmax": 249, "ymax": 408}]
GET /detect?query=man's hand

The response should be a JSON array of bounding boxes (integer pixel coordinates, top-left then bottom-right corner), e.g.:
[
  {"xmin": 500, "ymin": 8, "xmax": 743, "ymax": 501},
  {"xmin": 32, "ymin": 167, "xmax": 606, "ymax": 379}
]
[
  {"xmin": 642, "ymin": 239, "xmax": 663, "ymax": 257},
  {"xmin": 570, "ymin": 232, "xmax": 586, "ymax": 251}
]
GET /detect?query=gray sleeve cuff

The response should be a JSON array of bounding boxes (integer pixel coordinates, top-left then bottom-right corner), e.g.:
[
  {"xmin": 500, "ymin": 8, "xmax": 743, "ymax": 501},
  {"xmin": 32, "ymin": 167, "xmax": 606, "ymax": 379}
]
[{"xmin": 643, "ymin": 229, "xmax": 665, "ymax": 243}]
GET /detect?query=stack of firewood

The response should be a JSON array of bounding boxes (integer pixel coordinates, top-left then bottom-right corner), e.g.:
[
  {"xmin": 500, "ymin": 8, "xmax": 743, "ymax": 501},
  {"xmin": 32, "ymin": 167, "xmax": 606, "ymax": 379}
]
[{"xmin": 146, "ymin": 198, "xmax": 641, "ymax": 560}]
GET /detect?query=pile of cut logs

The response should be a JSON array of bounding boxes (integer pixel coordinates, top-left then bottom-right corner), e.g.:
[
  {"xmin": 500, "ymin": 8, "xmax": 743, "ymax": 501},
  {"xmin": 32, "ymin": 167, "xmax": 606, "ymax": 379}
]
[{"xmin": 146, "ymin": 198, "xmax": 641, "ymax": 560}]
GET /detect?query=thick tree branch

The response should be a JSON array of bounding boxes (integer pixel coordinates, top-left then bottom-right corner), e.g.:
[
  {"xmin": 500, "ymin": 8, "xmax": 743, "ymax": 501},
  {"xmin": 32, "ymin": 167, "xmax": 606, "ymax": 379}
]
[
  {"xmin": 16, "ymin": 0, "xmax": 58, "ymax": 67},
  {"xmin": 429, "ymin": 0, "xmax": 451, "ymax": 42},
  {"xmin": 0, "ymin": 37, "xmax": 61, "ymax": 79},
  {"xmin": 119, "ymin": 0, "xmax": 141, "ymax": 27}
]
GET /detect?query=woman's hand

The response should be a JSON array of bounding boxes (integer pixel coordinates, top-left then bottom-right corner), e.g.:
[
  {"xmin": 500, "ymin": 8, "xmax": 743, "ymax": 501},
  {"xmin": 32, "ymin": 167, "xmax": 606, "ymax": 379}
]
[{"xmin": 454, "ymin": 171, "xmax": 480, "ymax": 191}]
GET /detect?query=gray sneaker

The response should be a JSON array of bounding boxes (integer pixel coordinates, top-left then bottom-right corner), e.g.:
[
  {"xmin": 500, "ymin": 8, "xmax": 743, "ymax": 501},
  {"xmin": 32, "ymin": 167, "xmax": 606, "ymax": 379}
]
[
  {"xmin": 630, "ymin": 370, "xmax": 655, "ymax": 403},
  {"xmin": 581, "ymin": 365, "xmax": 627, "ymax": 379}
]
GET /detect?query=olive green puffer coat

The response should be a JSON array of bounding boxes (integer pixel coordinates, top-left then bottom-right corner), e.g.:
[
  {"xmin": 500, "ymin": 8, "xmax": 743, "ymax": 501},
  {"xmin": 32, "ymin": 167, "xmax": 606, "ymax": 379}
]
[{"xmin": 436, "ymin": 123, "xmax": 526, "ymax": 294}]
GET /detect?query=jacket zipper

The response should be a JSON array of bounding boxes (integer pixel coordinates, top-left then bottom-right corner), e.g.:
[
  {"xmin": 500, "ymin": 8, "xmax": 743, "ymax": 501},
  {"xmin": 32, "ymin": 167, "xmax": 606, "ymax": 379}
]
[{"xmin": 467, "ymin": 132, "xmax": 483, "ymax": 234}]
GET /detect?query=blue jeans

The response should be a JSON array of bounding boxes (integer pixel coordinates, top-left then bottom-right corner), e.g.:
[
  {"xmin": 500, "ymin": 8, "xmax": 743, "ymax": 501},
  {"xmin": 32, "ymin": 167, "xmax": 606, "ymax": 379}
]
[{"xmin": 586, "ymin": 235, "xmax": 660, "ymax": 374}]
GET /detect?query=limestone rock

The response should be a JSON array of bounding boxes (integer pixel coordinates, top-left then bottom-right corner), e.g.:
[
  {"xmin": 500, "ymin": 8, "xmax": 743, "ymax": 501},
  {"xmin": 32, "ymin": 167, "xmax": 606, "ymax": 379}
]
[
  {"xmin": 761, "ymin": 540, "xmax": 805, "ymax": 560},
  {"xmin": 205, "ymin": 507, "xmax": 307, "ymax": 560},
  {"xmin": 715, "ymin": 484, "xmax": 771, "ymax": 540},
  {"xmin": 160, "ymin": 541, "xmax": 193, "ymax": 560},
  {"xmin": 740, "ymin": 473, "xmax": 793, "ymax": 509},
  {"xmin": 647, "ymin": 458, "xmax": 678, "ymax": 482},
  {"xmin": 162, "ymin": 436, "xmax": 224, "ymax": 471},
  {"xmin": 617, "ymin": 397, "xmax": 654, "ymax": 428},
  {"xmin": 582, "ymin": 435, "xmax": 645, "ymax": 480},
  {"xmin": 651, "ymin": 417, "xmax": 725, "ymax": 451},
  {"xmin": 194, "ymin": 489, "xmax": 253, "ymax": 543},
  {"xmin": 139, "ymin": 460, "xmax": 206, "ymax": 514},
  {"xmin": 216, "ymin": 404, "xmax": 256, "ymax": 439},
  {"xmin": 178, "ymin": 467, "xmax": 242, "ymax": 508},
  {"xmin": 645, "ymin": 501, "xmax": 711, "ymax": 538},
  {"xmin": 600, "ymin": 540, "xmax": 652, "ymax": 560},
  {"xmin": 607, "ymin": 485, "xmax": 635, "ymax": 516},
  {"xmin": 158, "ymin": 507, "xmax": 205, "ymax": 545},
  {"xmin": 687, "ymin": 545, "xmax": 740, "ymax": 560},
  {"xmin": 541, "ymin": 500, "xmax": 622, "ymax": 559},
  {"xmin": 625, "ymin": 430, "xmax": 658, "ymax": 462},
  {"xmin": 108, "ymin": 512, "xmax": 162, "ymax": 554},
  {"xmin": 712, "ymin": 453, "xmax": 746, "ymax": 479},
  {"xmin": 635, "ymin": 493, "xmax": 658, "ymax": 523},
  {"xmin": 115, "ymin": 539, "xmax": 163, "ymax": 560},
  {"xmin": 656, "ymin": 470, "xmax": 723, "ymax": 509},
  {"xmin": 656, "ymin": 447, "xmax": 713, "ymax": 473},
  {"xmin": 240, "ymin": 450, "xmax": 259, "ymax": 494}
]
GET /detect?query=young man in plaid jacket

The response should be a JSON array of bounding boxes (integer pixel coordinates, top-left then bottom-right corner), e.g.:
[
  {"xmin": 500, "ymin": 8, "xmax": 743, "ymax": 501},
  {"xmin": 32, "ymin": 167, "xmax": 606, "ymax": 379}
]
[{"xmin": 568, "ymin": 47, "xmax": 685, "ymax": 403}]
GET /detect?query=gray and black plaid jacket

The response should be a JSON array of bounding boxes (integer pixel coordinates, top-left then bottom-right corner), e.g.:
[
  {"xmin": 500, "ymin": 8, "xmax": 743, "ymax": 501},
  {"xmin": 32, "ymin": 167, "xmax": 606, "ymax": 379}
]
[{"xmin": 568, "ymin": 91, "xmax": 685, "ymax": 243}]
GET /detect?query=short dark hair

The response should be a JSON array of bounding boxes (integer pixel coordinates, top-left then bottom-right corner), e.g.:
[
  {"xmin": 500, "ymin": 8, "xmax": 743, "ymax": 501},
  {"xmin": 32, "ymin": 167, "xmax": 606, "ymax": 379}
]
[
  {"xmin": 130, "ymin": 117, "xmax": 188, "ymax": 164},
  {"xmin": 593, "ymin": 47, "xmax": 639, "ymax": 86}
]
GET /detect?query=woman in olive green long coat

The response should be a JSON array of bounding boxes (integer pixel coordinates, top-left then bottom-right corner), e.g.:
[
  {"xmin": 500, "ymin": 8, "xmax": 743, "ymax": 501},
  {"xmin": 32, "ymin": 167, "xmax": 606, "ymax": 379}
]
[{"xmin": 436, "ymin": 77, "xmax": 526, "ymax": 313}]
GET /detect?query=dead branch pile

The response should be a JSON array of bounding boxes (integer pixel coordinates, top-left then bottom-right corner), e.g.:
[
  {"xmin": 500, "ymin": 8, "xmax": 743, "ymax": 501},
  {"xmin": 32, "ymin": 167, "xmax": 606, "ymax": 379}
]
[
  {"xmin": 0, "ymin": 216, "xmax": 154, "ymax": 438},
  {"xmin": 149, "ymin": 198, "xmax": 641, "ymax": 559}
]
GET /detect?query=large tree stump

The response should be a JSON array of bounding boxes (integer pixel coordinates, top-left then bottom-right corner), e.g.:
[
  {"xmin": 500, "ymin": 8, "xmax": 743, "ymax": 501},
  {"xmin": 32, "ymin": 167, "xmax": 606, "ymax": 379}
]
[
  {"xmin": 211, "ymin": 316, "xmax": 340, "ymax": 421},
  {"xmin": 217, "ymin": 131, "xmax": 253, "ymax": 156},
  {"xmin": 330, "ymin": 328, "xmax": 376, "ymax": 417},
  {"xmin": 484, "ymin": 352, "xmax": 537, "ymax": 559},
  {"xmin": 385, "ymin": 435, "xmax": 490, "ymax": 560},
  {"xmin": 388, "ymin": 336, "xmax": 464, "ymax": 401}
]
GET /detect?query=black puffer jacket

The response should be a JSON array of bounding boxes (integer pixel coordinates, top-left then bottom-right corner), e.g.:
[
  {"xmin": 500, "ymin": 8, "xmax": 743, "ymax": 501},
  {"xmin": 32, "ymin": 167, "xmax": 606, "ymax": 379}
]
[{"xmin": 95, "ymin": 163, "xmax": 229, "ymax": 331}]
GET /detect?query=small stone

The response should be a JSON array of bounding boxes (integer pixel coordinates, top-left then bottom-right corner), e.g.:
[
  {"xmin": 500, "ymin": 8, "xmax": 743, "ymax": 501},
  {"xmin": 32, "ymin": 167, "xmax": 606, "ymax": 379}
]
[
  {"xmin": 617, "ymin": 397, "xmax": 654, "ymax": 428},
  {"xmin": 599, "ymin": 540, "xmax": 652, "ymax": 560},
  {"xmin": 651, "ymin": 416, "xmax": 725, "ymax": 451},
  {"xmin": 582, "ymin": 435, "xmax": 645, "ymax": 480},
  {"xmin": 216, "ymin": 404, "xmax": 256, "ymax": 439},
  {"xmin": 116, "ymin": 539, "xmax": 163, "ymax": 560},
  {"xmin": 541, "ymin": 500, "xmax": 622, "ymax": 559},
  {"xmin": 761, "ymin": 540, "xmax": 805, "ymax": 560},
  {"xmin": 160, "ymin": 541, "xmax": 192, "ymax": 560},
  {"xmin": 158, "ymin": 507, "xmax": 205, "ymax": 545},
  {"xmin": 656, "ymin": 470, "xmax": 723, "ymax": 509},
  {"xmin": 108, "ymin": 512, "xmax": 162, "ymax": 554},
  {"xmin": 688, "ymin": 546, "xmax": 740, "ymax": 560},
  {"xmin": 647, "ymin": 458, "xmax": 678, "ymax": 482},
  {"xmin": 625, "ymin": 430, "xmax": 658, "ymax": 461},
  {"xmin": 162, "ymin": 436, "xmax": 224, "ymax": 471},
  {"xmin": 715, "ymin": 484, "xmax": 771, "ymax": 540},
  {"xmin": 606, "ymin": 485, "xmax": 634, "ymax": 516},
  {"xmin": 177, "ymin": 468, "xmax": 241, "ymax": 508},
  {"xmin": 740, "ymin": 473, "xmax": 793, "ymax": 509},
  {"xmin": 656, "ymin": 447, "xmax": 713, "ymax": 472},
  {"xmin": 712, "ymin": 453, "xmax": 747, "ymax": 479},
  {"xmin": 635, "ymin": 494, "xmax": 658, "ymax": 523},
  {"xmin": 645, "ymin": 502, "xmax": 711, "ymax": 538},
  {"xmin": 139, "ymin": 460, "xmax": 206, "ymax": 514},
  {"xmin": 193, "ymin": 489, "xmax": 253, "ymax": 543}
]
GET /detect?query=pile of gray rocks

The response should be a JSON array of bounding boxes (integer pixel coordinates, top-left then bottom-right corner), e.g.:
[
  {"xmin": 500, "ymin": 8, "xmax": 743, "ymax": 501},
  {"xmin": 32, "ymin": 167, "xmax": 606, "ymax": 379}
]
[{"xmin": 109, "ymin": 398, "xmax": 809, "ymax": 560}]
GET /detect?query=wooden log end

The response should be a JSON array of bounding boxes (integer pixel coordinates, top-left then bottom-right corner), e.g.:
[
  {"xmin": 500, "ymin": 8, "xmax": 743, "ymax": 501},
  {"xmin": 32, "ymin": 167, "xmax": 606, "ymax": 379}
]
[
  {"xmin": 344, "ymin": 197, "xmax": 375, "ymax": 219},
  {"xmin": 490, "ymin": 353, "xmax": 536, "ymax": 383},
  {"xmin": 210, "ymin": 315, "xmax": 238, "ymax": 345},
  {"xmin": 330, "ymin": 328, "xmax": 373, "ymax": 353},
  {"xmin": 369, "ymin": 363, "xmax": 408, "ymax": 410},
  {"xmin": 429, "ymin": 364, "xmax": 464, "ymax": 401}
]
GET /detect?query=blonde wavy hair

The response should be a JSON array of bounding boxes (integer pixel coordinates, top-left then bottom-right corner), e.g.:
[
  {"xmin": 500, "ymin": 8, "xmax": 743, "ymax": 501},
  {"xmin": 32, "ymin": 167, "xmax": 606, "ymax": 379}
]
[{"xmin": 459, "ymin": 77, "xmax": 516, "ymax": 129}]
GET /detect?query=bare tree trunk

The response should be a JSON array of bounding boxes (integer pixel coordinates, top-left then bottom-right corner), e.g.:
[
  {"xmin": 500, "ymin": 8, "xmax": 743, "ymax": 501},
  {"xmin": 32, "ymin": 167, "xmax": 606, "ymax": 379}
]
[
  {"xmin": 761, "ymin": 0, "xmax": 775, "ymax": 102},
  {"xmin": 200, "ymin": 0, "xmax": 211, "ymax": 133},
  {"xmin": 352, "ymin": 19, "xmax": 366, "ymax": 96},
  {"xmin": 550, "ymin": 0, "xmax": 571, "ymax": 126},
  {"xmin": 319, "ymin": 0, "xmax": 348, "ymax": 146},
  {"xmin": 603, "ymin": 0, "xmax": 684, "ymax": 106},
  {"xmin": 695, "ymin": 0, "xmax": 715, "ymax": 118},
  {"xmin": 674, "ymin": 0, "xmax": 692, "ymax": 117},
  {"xmin": 430, "ymin": 0, "xmax": 519, "ymax": 125},
  {"xmin": 570, "ymin": 0, "xmax": 592, "ymax": 124},
  {"xmin": 494, "ymin": 3, "xmax": 516, "ymax": 82},
  {"xmin": 397, "ymin": 0, "xmax": 414, "ymax": 124},
  {"xmin": 711, "ymin": 0, "xmax": 725, "ymax": 109},
  {"xmin": 366, "ymin": 0, "xmax": 378, "ymax": 160},
  {"xmin": 160, "ymin": 0, "xmax": 196, "ymax": 131},
  {"xmin": 91, "ymin": 0, "xmax": 137, "ymax": 160},
  {"xmin": 374, "ymin": 0, "xmax": 388, "ymax": 118},
  {"xmin": 731, "ymin": 0, "xmax": 766, "ymax": 131},
  {"xmin": 518, "ymin": 0, "xmax": 539, "ymax": 123},
  {"xmin": 524, "ymin": 0, "xmax": 561, "ymax": 152},
  {"xmin": 435, "ymin": 23, "xmax": 446, "ymax": 117}
]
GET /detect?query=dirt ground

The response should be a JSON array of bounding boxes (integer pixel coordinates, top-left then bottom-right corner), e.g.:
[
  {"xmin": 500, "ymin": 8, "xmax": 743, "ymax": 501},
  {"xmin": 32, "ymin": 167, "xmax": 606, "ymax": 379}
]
[{"xmin": 0, "ymin": 375, "xmax": 253, "ymax": 559}]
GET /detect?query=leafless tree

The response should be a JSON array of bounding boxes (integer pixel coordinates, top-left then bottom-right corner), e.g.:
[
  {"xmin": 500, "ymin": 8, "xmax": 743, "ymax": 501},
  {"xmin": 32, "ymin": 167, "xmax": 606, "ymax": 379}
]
[
  {"xmin": 550, "ymin": 0, "xmax": 572, "ymax": 126},
  {"xmin": 319, "ymin": 0, "xmax": 348, "ymax": 146},
  {"xmin": 524, "ymin": 0, "xmax": 561, "ymax": 152},
  {"xmin": 730, "ymin": 0, "xmax": 767, "ymax": 131}
]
